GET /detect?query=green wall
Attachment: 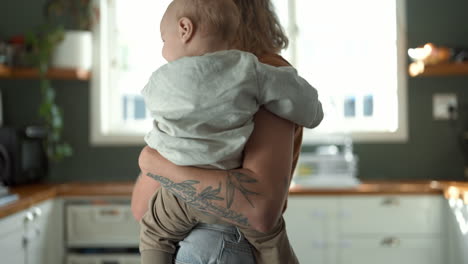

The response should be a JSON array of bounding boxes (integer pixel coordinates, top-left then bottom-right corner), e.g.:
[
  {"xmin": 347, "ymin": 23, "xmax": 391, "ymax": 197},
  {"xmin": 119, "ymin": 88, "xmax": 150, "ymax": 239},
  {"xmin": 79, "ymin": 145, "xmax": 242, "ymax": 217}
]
[
  {"xmin": 352, "ymin": 0, "xmax": 468, "ymax": 181},
  {"xmin": 0, "ymin": 0, "xmax": 467, "ymax": 182}
]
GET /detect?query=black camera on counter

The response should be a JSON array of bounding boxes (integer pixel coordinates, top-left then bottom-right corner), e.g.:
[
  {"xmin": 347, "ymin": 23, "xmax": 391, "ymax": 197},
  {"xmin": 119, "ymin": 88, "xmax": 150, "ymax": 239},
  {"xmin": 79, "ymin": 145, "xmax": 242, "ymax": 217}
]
[{"xmin": 0, "ymin": 126, "xmax": 48, "ymax": 186}]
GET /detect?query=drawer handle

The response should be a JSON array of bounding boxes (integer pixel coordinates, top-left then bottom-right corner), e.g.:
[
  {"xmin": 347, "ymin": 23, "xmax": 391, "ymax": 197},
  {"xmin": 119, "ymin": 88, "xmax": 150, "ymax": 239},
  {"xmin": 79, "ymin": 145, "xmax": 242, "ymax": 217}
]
[
  {"xmin": 94, "ymin": 207, "xmax": 125, "ymax": 222},
  {"xmin": 32, "ymin": 207, "xmax": 42, "ymax": 218},
  {"xmin": 310, "ymin": 210, "xmax": 326, "ymax": 218},
  {"xmin": 311, "ymin": 240, "xmax": 327, "ymax": 249},
  {"xmin": 22, "ymin": 227, "xmax": 41, "ymax": 247},
  {"xmin": 23, "ymin": 212, "xmax": 34, "ymax": 223},
  {"xmin": 381, "ymin": 197, "xmax": 400, "ymax": 206},
  {"xmin": 380, "ymin": 237, "xmax": 400, "ymax": 247},
  {"xmin": 99, "ymin": 209, "xmax": 121, "ymax": 216}
]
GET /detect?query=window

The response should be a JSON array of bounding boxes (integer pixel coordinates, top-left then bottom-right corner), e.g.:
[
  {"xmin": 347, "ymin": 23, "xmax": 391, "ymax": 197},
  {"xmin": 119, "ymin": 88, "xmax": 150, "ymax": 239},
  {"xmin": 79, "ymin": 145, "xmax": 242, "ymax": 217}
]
[
  {"xmin": 91, "ymin": 0, "xmax": 172, "ymax": 145},
  {"xmin": 91, "ymin": 0, "xmax": 407, "ymax": 145},
  {"xmin": 272, "ymin": 0, "xmax": 408, "ymax": 142}
]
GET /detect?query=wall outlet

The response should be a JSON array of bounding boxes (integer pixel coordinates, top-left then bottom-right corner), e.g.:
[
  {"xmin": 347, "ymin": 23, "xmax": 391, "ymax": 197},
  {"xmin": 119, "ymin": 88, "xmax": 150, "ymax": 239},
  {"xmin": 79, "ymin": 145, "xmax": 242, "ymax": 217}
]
[{"xmin": 433, "ymin": 93, "xmax": 457, "ymax": 120}]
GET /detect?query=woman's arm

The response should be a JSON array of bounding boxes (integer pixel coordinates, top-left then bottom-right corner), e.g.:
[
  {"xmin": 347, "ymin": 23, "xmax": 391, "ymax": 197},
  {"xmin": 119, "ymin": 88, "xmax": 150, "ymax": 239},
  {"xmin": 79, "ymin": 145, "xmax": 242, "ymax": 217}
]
[{"xmin": 133, "ymin": 108, "xmax": 295, "ymax": 232}]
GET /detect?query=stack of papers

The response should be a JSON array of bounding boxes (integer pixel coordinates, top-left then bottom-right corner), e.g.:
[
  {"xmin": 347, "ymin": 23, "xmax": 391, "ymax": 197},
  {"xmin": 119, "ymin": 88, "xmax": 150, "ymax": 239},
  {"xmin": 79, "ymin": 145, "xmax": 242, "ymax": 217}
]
[
  {"xmin": 0, "ymin": 185, "xmax": 8, "ymax": 196},
  {"xmin": 0, "ymin": 184, "xmax": 19, "ymax": 207},
  {"xmin": 0, "ymin": 194, "xmax": 19, "ymax": 207},
  {"xmin": 292, "ymin": 176, "xmax": 361, "ymax": 189}
]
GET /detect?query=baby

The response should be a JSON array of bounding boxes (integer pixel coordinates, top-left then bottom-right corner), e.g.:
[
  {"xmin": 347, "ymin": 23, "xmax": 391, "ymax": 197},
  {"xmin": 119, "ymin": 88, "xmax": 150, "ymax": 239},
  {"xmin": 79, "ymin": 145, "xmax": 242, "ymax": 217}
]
[{"xmin": 139, "ymin": 0, "xmax": 324, "ymax": 263}]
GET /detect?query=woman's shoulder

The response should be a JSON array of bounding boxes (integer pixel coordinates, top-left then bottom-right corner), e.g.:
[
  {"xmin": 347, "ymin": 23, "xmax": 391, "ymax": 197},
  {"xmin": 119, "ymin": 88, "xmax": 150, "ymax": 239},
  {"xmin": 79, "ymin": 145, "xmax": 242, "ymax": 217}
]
[{"xmin": 258, "ymin": 53, "xmax": 291, "ymax": 67}]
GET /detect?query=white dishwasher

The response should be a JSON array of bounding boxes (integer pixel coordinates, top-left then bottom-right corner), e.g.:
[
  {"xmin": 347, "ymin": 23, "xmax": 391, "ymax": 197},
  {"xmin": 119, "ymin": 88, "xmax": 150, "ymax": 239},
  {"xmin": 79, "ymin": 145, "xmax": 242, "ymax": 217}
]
[
  {"xmin": 65, "ymin": 198, "xmax": 140, "ymax": 264},
  {"xmin": 67, "ymin": 254, "xmax": 140, "ymax": 264}
]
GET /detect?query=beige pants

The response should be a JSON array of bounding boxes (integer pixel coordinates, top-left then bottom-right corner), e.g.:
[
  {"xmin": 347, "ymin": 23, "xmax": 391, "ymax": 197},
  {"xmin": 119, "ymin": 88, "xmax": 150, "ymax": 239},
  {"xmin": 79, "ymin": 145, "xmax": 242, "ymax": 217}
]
[{"xmin": 139, "ymin": 187, "xmax": 299, "ymax": 264}]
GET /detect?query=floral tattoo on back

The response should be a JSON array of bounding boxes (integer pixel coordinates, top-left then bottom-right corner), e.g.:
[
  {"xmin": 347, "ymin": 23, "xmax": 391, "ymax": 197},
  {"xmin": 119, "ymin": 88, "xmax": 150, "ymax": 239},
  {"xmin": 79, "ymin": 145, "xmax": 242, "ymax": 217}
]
[{"xmin": 146, "ymin": 170, "xmax": 260, "ymax": 227}]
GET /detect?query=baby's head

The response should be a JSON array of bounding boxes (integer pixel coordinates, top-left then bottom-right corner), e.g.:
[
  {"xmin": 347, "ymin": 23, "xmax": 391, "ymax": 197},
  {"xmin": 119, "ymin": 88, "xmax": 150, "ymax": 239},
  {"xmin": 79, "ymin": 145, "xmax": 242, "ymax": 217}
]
[{"xmin": 160, "ymin": 0, "xmax": 240, "ymax": 61}]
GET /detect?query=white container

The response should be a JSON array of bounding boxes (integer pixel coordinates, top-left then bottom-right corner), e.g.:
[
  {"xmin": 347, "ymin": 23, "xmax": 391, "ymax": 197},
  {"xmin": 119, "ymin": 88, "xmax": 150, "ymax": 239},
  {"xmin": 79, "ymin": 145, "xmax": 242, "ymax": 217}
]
[
  {"xmin": 52, "ymin": 30, "xmax": 92, "ymax": 70},
  {"xmin": 292, "ymin": 140, "xmax": 360, "ymax": 188},
  {"xmin": 293, "ymin": 152, "xmax": 360, "ymax": 188}
]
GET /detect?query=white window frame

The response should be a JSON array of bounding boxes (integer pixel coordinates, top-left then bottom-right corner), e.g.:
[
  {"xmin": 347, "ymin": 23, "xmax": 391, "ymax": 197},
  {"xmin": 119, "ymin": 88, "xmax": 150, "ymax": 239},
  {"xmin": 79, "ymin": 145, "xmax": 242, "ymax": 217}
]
[
  {"xmin": 90, "ymin": 0, "xmax": 408, "ymax": 145},
  {"xmin": 90, "ymin": 0, "xmax": 159, "ymax": 145}
]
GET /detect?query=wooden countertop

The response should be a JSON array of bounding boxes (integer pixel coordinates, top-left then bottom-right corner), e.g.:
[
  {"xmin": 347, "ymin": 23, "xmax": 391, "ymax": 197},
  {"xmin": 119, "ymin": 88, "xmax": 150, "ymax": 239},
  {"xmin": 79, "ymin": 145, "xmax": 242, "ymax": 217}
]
[
  {"xmin": 0, "ymin": 182, "xmax": 135, "ymax": 219},
  {"xmin": 1, "ymin": 180, "xmax": 467, "ymax": 219},
  {"xmin": 289, "ymin": 181, "xmax": 443, "ymax": 195}
]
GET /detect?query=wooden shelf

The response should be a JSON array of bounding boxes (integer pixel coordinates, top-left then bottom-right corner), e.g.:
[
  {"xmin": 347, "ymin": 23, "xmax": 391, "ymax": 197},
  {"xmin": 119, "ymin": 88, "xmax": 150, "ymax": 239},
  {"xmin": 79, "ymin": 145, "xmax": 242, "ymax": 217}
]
[
  {"xmin": 409, "ymin": 62, "xmax": 468, "ymax": 77},
  {"xmin": 0, "ymin": 65, "xmax": 90, "ymax": 80}
]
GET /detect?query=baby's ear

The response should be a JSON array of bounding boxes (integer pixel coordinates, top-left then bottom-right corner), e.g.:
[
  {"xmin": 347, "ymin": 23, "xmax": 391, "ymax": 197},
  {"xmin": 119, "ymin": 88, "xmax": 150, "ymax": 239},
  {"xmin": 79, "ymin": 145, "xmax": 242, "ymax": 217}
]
[{"xmin": 178, "ymin": 17, "xmax": 194, "ymax": 43}]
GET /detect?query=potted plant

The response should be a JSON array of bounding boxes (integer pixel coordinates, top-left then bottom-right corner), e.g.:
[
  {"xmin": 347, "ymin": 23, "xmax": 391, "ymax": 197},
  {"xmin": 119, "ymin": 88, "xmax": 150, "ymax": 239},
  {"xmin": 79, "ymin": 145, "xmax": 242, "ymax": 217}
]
[
  {"xmin": 26, "ymin": 25, "xmax": 73, "ymax": 162},
  {"xmin": 45, "ymin": 0, "xmax": 95, "ymax": 70},
  {"xmin": 24, "ymin": 0, "xmax": 96, "ymax": 163}
]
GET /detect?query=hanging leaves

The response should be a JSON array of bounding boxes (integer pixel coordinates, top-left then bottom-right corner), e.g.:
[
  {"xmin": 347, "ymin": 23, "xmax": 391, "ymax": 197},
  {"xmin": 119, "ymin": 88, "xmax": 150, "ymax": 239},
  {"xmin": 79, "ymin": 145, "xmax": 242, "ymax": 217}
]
[{"xmin": 26, "ymin": 25, "xmax": 72, "ymax": 162}]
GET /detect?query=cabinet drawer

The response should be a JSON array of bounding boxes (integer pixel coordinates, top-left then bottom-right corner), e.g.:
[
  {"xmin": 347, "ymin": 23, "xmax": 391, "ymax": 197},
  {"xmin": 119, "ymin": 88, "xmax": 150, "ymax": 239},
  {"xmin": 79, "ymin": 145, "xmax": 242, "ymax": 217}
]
[
  {"xmin": 338, "ymin": 237, "xmax": 442, "ymax": 264},
  {"xmin": 285, "ymin": 197, "xmax": 336, "ymax": 236},
  {"xmin": 66, "ymin": 204, "xmax": 139, "ymax": 247},
  {"xmin": 284, "ymin": 197, "xmax": 337, "ymax": 264},
  {"xmin": 67, "ymin": 254, "xmax": 140, "ymax": 264},
  {"xmin": 0, "ymin": 210, "xmax": 26, "ymax": 264},
  {"xmin": 339, "ymin": 196, "xmax": 442, "ymax": 235}
]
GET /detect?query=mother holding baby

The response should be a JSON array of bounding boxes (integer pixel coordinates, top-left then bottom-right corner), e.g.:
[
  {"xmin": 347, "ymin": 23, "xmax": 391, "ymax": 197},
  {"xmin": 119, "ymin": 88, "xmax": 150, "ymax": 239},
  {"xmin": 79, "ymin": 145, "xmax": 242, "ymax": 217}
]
[{"xmin": 131, "ymin": 0, "xmax": 323, "ymax": 263}]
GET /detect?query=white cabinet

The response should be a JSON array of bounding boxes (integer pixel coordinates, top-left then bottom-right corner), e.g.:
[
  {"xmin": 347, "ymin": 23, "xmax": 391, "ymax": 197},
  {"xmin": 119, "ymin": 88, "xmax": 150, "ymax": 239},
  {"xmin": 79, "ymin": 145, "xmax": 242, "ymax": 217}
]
[
  {"xmin": 446, "ymin": 198, "xmax": 468, "ymax": 264},
  {"xmin": 284, "ymin": 195, "xmax": 445, "ymax": 264},
  {"xmin": 338, "ymin": 195, "xmax": 443, "ymax": 264},
  {"xmin": 66, "ymin": 204, "xmax": 140, "ymax": 247},
  {"xmin": 337, "ymin": 237, "xmax": 442, "ymax": 264},
  {"xmin": 338, "ymin": 196, "xmax": 443, "ymax": 235},
  {"xmin": 66, "ymin": 202, "xmax": 139, "ymax": 247},
  {"xmin": 67, "ymin": 254, "xmax": 140, "ymax": 264},
  {"xmin": 284, "ymin": 197, "xmax": 337, "ymax": 264},
  {"xmin": 0, "ymin": 207, "xmax": 26, "ymax": 264},
  {"xmin": 64, "ymin": 198, "xmax": 140, "ymax": 263},
  {"xmin": 29, "ymin": 199, "xmax": 64, "ymax": 264},
  {"xmin": 0, "ymin": 199, "xmax": 63, "ymax": 264}
]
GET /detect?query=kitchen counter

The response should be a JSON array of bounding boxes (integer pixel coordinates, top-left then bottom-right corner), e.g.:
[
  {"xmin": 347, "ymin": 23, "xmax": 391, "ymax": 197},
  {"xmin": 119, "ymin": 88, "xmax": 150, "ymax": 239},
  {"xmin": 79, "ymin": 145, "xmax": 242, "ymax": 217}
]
[
  {"xmin": 0, "ymin": 182, "xmax": 135, "ymax": 219},
  {"xmin": 291, "ymin": 180, "xmax": 468, "ymax": 197},
  {"xmin": 1, "ymin": 180, "xmax": 467, "ymax": 219}
]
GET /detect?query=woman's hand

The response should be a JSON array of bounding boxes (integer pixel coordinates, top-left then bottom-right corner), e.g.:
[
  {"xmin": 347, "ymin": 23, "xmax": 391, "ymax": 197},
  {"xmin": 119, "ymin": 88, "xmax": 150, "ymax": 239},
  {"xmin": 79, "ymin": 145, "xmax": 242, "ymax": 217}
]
[
  {"xmin": 131, "ymin": 171, "xmax": 160, "ymax": 221},
  {"xmin": 131, "ymin": 147, "xmax": 176, "ymax": 221}
]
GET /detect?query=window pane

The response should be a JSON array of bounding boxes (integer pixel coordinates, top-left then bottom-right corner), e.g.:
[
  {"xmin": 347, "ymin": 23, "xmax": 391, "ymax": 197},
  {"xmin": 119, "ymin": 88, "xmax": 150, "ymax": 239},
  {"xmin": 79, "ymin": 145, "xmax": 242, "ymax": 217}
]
[
  {"xmin": 301, "ymin": 0, "xmax": 397, "ymax": 132},
  {"xmin": 123, "ymin": 95, "xmax": 147, "ymax": 121},
  {"xmin": 363, "ymin": 94, "xmax": 374, "ymax": 117},
  {"xmin": 275, "ymin": 0, "xmax": 400, "ymax": 134},
  {"xmin": 344, "ymin": 96, "xmax": 356, "ymax": 118}
]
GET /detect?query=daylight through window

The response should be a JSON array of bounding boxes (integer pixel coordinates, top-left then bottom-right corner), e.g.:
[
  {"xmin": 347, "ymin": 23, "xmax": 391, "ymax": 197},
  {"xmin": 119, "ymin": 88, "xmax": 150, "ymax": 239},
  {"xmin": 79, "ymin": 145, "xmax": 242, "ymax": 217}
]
[{"xmin": 91, "ymin": 0, "xmax": 407, "ymax": 145}]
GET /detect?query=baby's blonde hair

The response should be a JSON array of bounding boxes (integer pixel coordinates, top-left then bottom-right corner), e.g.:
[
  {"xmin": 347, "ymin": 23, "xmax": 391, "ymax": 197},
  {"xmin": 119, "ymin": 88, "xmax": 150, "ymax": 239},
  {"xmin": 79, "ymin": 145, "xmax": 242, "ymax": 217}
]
[{"xmin": 174, "ymin": 0, "xmax": 240, "ymax": 44}]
